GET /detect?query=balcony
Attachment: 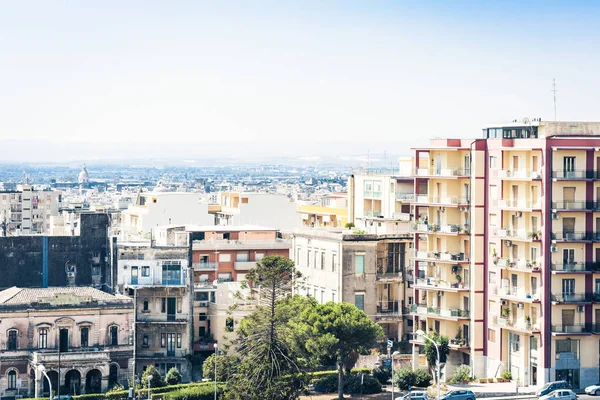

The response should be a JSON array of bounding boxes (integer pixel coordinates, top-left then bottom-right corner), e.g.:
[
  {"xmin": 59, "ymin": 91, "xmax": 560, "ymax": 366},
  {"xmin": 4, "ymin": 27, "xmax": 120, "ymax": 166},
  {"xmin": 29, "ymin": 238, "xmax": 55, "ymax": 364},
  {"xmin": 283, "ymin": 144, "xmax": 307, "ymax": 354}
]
[
  {"xmin": 136, "ymin": 313, "xmax": 189, "ymax": 323},
  {"xmin": 363, "ymin": 191, "xmax": 381, "ymax": 199},
  {"xmin": 496, "ymin": 228, "xmax": 540, "ymax": 241},
  {"xmin": 413, "ymin": 224, "xmax": 468, "ymax": 235},
  {"xmin": 376, "ymin": 271, "xmax": 403, "ymax": 281},
  {"xmin": 392, "ymin": 212, "xmax": 411, "ymax": 221},
  {"xmin": 234, "ymin": 261, "xmax": 257, "ymax": 270},
  {"xmin": 449, "ymin": 338, "xmax": 469, "ymax": 349},
  {"xmin": 408, "ymin": 304, "xmax": 469, "ymax": 319},
  {"xmin": 497, "ymin": 169, "xmax": 541, "ymax": 180},
  {"xmin": 396, "ymin": 193, "xmax": 415, "ymax": 201},
  {"xmin": 494, "ymin": 285, "xmax": 540, "ymax": 302},
  {"xmin": 414, "ymin": 196, "xmax": 469, "ymax": 206},
  {"xmin": 364, "ymin": 210, "xmax": 383, "ymax": 218},
  {"xmin": 193, "ymin": 262, "xmax": 218, "ymax": 270},
  {"xmin": 496, "ymin": 258, "xmax": 541, "ymax": 272},
  {"xmin": 415, "ymin": 167, "xmax": 471, "ymax": 178},
  {"xmin": 552, "ymin": 201, "xmax": 594, "ymax": 211},
  {"xmin": 192, "ymin": 238, "xmax": 290, "ymax": 251},
  {"xmin": 551, "ymin": 170, "xmax": 595, "ymax": 180},
  {"xmin": 412, "ymin": 250, "xmax": 468, "ymax": 263},
  {"xmin": 551, "ymin": 232, "xmax": 593, "ymax": 241},
  {"xmin": 496, "ymin": 199, "xmax": 541, "ymax": 210},
  {"xmin": 550, "ymin": 293, "xmax": 592, "ymax": 303},
  {"xmin": 376, "ymin": 301, "xmax": 402, "ymax": 320},
  {"xmin": 550, "ymin": 262, "xmax": 599, "ymax": 273},
  {"xmin": 415, "ymin": 277, "xmax": 469, "ymax": 291},
  {"xmin": 493, "ymin": 315, "xmax": 540, "ymax": 332},
  {"xmin": 551, "ymin": 324, "xmax": 593, "ymax": 334}
]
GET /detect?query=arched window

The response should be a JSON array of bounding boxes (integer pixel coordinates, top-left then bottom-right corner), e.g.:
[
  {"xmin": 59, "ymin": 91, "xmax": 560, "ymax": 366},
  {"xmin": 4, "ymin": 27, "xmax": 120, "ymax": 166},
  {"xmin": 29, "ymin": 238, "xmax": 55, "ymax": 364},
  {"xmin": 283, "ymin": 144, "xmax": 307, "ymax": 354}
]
[
  {"xmin": 142, "ymin": 335, "xmax": 149, "ymax": 346},
  {"xmin": 7, "ymin": 329, "xmax": 18, "ymax": 350},
  {"xmin": 39, "ymin": 328, "xmax": 48, "ymax": 349},
  {"xmin": 143, "ymin": 300, "xmax": 149, "ymax": 311},
  {"xmin": 109, "ymin": 326, "xmax": 118, "ymax": 346},
  {"xmin": 8, "ymin": 370, "xmax": 17, "ymax": 389}
]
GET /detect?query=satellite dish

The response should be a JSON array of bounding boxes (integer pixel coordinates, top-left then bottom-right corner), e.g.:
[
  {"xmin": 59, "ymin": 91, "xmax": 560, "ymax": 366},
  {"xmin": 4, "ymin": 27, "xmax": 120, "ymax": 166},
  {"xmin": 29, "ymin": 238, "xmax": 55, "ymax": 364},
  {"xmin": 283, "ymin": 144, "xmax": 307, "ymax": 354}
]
[{"xmin": 522, "ymin": 118, "xmax": 530, "ymax": 125}]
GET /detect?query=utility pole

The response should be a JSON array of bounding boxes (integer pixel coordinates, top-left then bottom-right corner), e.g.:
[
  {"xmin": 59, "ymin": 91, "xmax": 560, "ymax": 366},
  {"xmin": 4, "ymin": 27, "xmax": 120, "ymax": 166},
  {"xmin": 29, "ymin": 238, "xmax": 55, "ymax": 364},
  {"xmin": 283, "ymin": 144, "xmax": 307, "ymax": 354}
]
[{"xmin": 552, "ymin": 78, "xmax": 557, "ymax": 121}]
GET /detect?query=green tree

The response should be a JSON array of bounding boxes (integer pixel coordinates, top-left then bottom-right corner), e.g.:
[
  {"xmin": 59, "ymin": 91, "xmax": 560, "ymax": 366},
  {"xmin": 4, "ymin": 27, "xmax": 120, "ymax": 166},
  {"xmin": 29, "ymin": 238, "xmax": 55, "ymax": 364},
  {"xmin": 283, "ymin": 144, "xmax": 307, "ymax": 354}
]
[
  {"xmin": 165, "ymin": 368, "xmax": 182, "ymax": 385},
  {"xmin": 394, "ymin": 367, "xmax": 432, "ymax": 390},
  {"xmin": 140, "ymin": 365, "xmax": 165, "ymax": 388},
  {"xmin": 226, "ymin": 256, "xmax": 307, "ymax": 400},
  {"xmin": 202, "ymin": 353, "xmax": 237, "ymax": 382},
  {"xmin": 292, "ymin": 302, "xmax": 384, "ymax": 400},
  {"xmin": 423, "ymin": 331, "xmax": 450, "ymax": 382}
]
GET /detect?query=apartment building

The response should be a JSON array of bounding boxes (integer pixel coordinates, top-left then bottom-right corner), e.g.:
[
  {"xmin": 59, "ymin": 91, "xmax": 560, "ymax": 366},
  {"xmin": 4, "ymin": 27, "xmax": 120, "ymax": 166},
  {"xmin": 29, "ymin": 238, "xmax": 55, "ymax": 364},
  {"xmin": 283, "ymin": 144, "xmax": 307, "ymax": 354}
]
[
  {"xmin": 213, "ymin": 192, "xmax": 299, "ymax": 230},
  {"xmin": 298, "ymin": 192, "xmax": 348, "ymax": 228},
  {"xmin": 0, "ymin": 286, "xmax": 134, "ymax": 398},
  {"xmin": 291, "ymin": 229, "xmax": 412, "ymax": 342},
  {"xmin": 0, "ymin": 185, "xmax": 59, "ymax": 235},
  {"xmin": 116, "ymin": 244, "xmax": 193, "ymax": 381},
  {"xmin": 348, "ymin": 165, "xmax": 414, "ymax": 235},
  {"xmin": 410, "ymin": 138, "xmax": 486, "ymax": 380}
]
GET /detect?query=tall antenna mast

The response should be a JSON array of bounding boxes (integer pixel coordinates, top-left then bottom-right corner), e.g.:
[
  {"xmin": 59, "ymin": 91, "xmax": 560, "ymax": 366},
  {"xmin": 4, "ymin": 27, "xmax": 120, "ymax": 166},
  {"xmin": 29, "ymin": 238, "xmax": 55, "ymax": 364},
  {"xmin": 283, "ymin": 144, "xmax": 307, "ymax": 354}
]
[{"xmin": 552, "ymin": 78, "xmax": 557, "ymax": 121}]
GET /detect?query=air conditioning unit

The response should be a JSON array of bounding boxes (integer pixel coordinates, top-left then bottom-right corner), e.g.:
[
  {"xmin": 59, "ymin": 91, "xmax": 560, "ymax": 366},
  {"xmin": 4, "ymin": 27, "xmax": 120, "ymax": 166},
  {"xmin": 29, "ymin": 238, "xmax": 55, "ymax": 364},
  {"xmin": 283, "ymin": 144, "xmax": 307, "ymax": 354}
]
[
  {"xmin": 551, "ymin": 245, "xmax": 558, "ymax": 252},
  {"xmin": 501, "ymin": 300, "xmax": 507, "ymax": 305},
  {"xmin": 577, "ymin": 305, "xmax": 585, "ymax": 312},
  {"xmin": 551, "ymin": 212, "xmax": 559, "ymax": 220},
  {"xmin": 505, "ymin": 240, "xmax": 512, "ymax": 247},
  {"xmin": 517, "ymin": 303, "xmax": 524, "ymax": 309},
  {"xmin": 515, "ymin": 211, "xmax": 523, "ymax": 217}
]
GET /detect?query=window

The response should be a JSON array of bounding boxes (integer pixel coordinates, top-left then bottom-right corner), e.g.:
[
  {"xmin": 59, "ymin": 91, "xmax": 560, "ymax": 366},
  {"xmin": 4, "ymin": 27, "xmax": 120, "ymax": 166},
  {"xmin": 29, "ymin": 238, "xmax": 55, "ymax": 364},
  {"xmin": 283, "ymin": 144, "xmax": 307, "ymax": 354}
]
[
  {"xmin": 225, "ymin": 317, "xmax": 234, "ymax": 332},
  {"xmin": 488, "ymin": 300, "xmax": 496, "ymax": 313},
  {"xmin": 509, "ymin": 332, "xmax": 520, "ymax": 353},
  {"xmin": 355, "ymin": 294, "xmax": 365, "ymax": 311},
  {"xmin": 562, "ymin": 279, "xmax": 575, "ymax": 296},
  {"xmin": 177, "ymin": 333, "xmax": 182, "ymax": 348},
  {"xmin": 320, "ymin": 290, "xmax": 324, "ymax": 303},
  {"xmin": 161, "ymin": 334, "xmax": 166, "ymax": 348},
  {"xmin": 141, "ymin": 266, "xmax": 150, "ymax": 277},
  {"xmin": 307, "ymin": 250, "xmax": 312, "ymax": 268},
  {"xmin": 556, "ymin": 339, "xmax": 579, "ymax": 358},
  {"xmin": 161, "ymin": 298, "xmax": 166, "ymax": 313},
  {"xmin": 162, "ymin": 261, "xmax": 182, "ymax": 285},
  {"xmin": 296, "ymin": 248, "xmax": 301, "ymax": 265},
  {"xmin": 313, "ymin": 251, "xmax": 317, "ymax": 269},
  {"xmin": 564, "ymin": 157, "xmax": 576, "ymax": 173},
  {"xmin": 81, "ymin": 327, "xmax": 89, "ymax": 347},
  {"xmin": 255, "ymin": 253, "xmax": 264, "ymax": 261},
  {"xmin": 488, "ymin": 329, "xmax": 496, "ymax": 343},
  {"xmin": 199, "ymin": 313, "xmax": 207, "ymax": 321},
  {"xmin": 332, "ymin": 253, "xmax": 337, "ymax": 272},
  {"xmin": 110, "ymin": 326, "xmax": 118, "ymax": 346},
  {"xmin": 143, "ymin": 335, "xmax": 149, "ymax": 346},
  {"xmin": 488, "ymin": 271, "xmax": 496, "ymax": 284},
  {"xmin": 39, "ymin": 328, "xmax": 48, "ymax": 349},
  {"xmin": 236, "ymin": 252, "xmax": 249, "ymax": 262},
  {"xmin": 218, "ymin": 253, "xmax": 231, "ymax": 262},
  {"xmin": 332, "ymin": 292, "xmax": 336, "ymax": 302},
  {"xmin": 489, "ymin": 156, "xmax": 497, "ymax": 169},
  {"xmin": 8, "ymin": 370, "xmax": 16, "ymax": 389},
  {"xmin": 143, "ymin": 300, "xmax": 149, "ymax": 311},
  {"xmin": 355, "ymin": 255, "xmax": 365, "ymax": 274},
  {"xmin": 177, "ymin": 297, "xmax": 182, "ymax": 313},
  {"xmin": 7, "ymin": 329, "xmax": 17, "ymax": 350},
  {"xmin": 321, "ymin": 251, "xmax": 325, "ymax": 270}
]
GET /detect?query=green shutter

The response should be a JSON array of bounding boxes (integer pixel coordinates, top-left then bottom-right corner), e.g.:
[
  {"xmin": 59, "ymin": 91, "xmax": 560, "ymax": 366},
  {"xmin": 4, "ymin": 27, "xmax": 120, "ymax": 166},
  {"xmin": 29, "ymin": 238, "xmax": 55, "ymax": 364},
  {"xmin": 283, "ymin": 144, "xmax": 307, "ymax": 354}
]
[
  {"xmin": 355, "ymin": 255, "xmax": 365, "ymax": 274},
  {"xmin": 355, "ymin": 294, "xmax": 365, "ymax": 311}
]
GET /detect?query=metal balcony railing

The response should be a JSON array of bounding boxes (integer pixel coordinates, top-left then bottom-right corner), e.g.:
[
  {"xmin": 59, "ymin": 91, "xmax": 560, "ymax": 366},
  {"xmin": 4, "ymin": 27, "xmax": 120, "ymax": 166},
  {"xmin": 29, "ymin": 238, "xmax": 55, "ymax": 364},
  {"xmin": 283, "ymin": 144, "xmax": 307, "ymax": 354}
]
[
  {"xmin": 496, "ymin": 199, "xmax": 542, "ymax": 209},
  {"xmin": 496, "ymin": 257, "xmax": 540, "ymax": 271},
  {"xmin": 415, "ymin": 168, "xmax": 470, "ymax": 177},
  {"xmin": 376, "ymin": 301, "xmax": 401, "ymax": 318},
  {"xmin": 551, "ymin": 201, "xmax": 594, "ymax": 210},
  {"xmin": 497, "ymin": 169, "xmax": 541, "ymax": 179},
  {"xmin": 413, "ymin": 251, "xmax": 467, "ymax": 262},
  {"xmin": 552, "ymin": 232, "xmax": 594, "ymax": 241},
  {"xmin": 550, "ymin": 293, "xmax": 592, "ymax": 303},
  {"xmin": 551, "ymin": 323, "xmax": 593, "ymax": 333},
  {"xmin": 408, "ymin": 304, "xmax": 469, "ymax": 318},
  {"xmin": 493, "ymin": 316, "xmax": 539, "ymax": 331},
  {"xmin": 395, "ymin": 193, "xmax": 414, "ymax": 200},
  {"xmin": 551, "ymin": 170, "xmax": 595, "ymax": 179},
  {"xmin": 364, "ymin": 210, "xmax": 383, "ymax": 218},
  {"xmin": 415, "ymin": 277, "xmax": 469, "ymax": 290},
  {"xmin": 415, "ymin": 196, "xmax": 470, "ymax": 205},
  {"xmin": 192, "ymin": 262, "xmax": 218, "ymax": 270},
  {"xmin": 550, "ymin": 262, "xmax": 589, "ymax": 272}
]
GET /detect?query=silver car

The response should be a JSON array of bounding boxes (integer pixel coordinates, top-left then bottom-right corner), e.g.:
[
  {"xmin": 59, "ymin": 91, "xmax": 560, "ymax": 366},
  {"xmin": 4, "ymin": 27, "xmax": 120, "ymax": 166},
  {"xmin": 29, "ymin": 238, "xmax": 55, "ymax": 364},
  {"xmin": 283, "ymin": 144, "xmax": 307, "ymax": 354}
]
[{"xmin": 539, "ymin": 389, "xmax": 577, "ymax": 400}]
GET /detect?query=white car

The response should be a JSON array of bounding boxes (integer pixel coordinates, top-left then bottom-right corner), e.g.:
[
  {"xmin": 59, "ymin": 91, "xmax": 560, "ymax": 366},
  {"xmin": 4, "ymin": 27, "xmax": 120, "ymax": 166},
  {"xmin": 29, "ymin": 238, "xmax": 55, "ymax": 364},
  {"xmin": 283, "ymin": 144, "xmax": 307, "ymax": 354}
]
[
  {"xmin": 586, "ymin": 384, "xmax": 600, "ymax": 396},
  {"xmin": 396, "ymin": 391, "xmax": 429, "ymax": 400},
  {"xmin": 539, "ymin": 389, "xmax": 577, "ymax": 400}
]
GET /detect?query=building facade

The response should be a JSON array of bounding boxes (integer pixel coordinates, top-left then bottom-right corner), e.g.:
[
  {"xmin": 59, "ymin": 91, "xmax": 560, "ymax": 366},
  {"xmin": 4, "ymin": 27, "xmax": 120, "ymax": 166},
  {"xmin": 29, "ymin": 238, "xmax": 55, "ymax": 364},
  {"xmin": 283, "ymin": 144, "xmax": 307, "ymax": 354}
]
[
  {"xmin": 214, "ymin": 192, "xmax": 300, "ymax": 230},
  {"xmin": 0, "ymin": 185, "xmax": 59, "ymax": 236},
  {"xmin": 298, "ymin": 193, "xmax": 348, "ymax": 228},
  {"xmin": 0, "ymin": 287, "xmax": 133, "ymax": 398}
]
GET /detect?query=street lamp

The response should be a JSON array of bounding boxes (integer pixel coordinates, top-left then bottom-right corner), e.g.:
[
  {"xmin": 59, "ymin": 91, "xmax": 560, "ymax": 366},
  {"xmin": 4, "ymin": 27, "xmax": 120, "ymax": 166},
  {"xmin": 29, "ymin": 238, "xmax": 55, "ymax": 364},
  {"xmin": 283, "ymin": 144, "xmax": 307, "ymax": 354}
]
[
  {"xmin": 147, "ymin": 375, "xmax": 153, "ymax": 400},
  {"xmin": 214, "ymin": 343, "xmax": 218, "ymax": 400},
  {"xmin": 391, "ymin": 351, "xmax": 400, "ymax": 400},
  {"xmin": 38, "ymin": 365, "xmax": 52, "ymax": 400},
  {"xmin": 416, "ymin": 330, "xmax": 440, "ymax": 400}
]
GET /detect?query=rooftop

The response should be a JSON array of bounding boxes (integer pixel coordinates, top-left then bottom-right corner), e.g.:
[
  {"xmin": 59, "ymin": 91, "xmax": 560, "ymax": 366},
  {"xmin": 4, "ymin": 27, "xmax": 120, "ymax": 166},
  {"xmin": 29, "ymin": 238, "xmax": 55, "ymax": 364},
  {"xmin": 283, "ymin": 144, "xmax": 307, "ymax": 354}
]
[
  {"xmin": 0, "ymin": 286, "xmax": 131, "ymax": 306},
  {"xmin": 183, "ymin": 224, "xmax": 277, "ymax": 232}
]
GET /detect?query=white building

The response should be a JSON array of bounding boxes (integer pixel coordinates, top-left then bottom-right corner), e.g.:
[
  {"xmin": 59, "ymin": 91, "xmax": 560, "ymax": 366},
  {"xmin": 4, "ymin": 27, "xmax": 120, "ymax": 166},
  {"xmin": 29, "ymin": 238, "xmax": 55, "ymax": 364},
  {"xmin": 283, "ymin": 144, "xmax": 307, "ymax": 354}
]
[{"xmin": 0, "ymin": 185, "xmax": 60, "ymax": 236}]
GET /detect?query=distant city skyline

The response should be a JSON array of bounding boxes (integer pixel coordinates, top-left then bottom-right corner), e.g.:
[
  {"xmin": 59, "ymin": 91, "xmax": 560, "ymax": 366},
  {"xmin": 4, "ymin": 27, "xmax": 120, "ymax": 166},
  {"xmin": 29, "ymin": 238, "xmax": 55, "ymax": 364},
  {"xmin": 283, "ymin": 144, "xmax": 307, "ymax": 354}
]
[{"xmin": 2, "ymin": 1, "xmax": 600, "ymax": 152}]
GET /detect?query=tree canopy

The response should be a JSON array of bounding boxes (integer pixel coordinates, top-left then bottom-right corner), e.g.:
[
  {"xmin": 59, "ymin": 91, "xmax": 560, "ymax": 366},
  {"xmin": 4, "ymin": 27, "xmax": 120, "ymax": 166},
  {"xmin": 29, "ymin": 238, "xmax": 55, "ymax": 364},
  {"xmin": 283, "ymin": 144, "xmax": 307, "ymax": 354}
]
[{"xmin": 423, "ymin": 330, "xmax": 450, "ymax": 380}]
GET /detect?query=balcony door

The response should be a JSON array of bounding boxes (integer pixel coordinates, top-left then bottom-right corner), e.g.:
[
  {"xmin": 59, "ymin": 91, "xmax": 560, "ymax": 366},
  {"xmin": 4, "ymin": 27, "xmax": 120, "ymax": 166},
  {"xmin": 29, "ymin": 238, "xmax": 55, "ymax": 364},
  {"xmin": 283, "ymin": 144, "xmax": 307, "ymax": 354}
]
[
  {"xmin": 563, "ymin": 218, "xmax": 576, "ymax": 240},
  {"xmin": 513, "ymin": 156, "xmax": 519, "ymax": 171},
  {"xmin": 131, "ymin": 266, "xmax": 138, "ymax": 285},
  {"xmin": 563, "ymin": 187, "xmax": 576, "ymax": 209},
  {"xmin": 59, "ymin": 328, "xmax": 69, "ymax": 352},
  {"xmin": 562, "ymin": 309, "xmax": 575, "ymax": 331},
  {"xmin": 563, "ymin": 249, "xmax": 575, "ymax": 267},
  {"xmin": 564, "ymin": 156, "xmax": 576, "ymax": 177},
  {"xmin": 596, "ymin": 308, "xmax": 600, "ymax": 331},
  {"xmin": 562, "ymin": 279, "xmax": 575, "ymax": 301},
  {"xmin": 167, "ymin": 333, "xmax": 176, "ymax": 356},
  {"xmin": 167, "ymin": 298, "xmax": 176, "ymax": 321}
]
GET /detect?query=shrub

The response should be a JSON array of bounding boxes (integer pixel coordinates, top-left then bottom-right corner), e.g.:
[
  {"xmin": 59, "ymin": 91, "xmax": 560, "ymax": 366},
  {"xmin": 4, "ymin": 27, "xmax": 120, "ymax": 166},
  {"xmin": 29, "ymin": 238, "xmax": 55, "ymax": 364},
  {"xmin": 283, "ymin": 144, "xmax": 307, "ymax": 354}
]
[
  {"xmin": 372, "ymin": 368, "xmax": 391, "ymax": 384},
  {"xmin": 344, "ymin": 375, "xmax": 382, "ymax": 395},
  {"xmin": 309, "ymin": 368, "xmax": 370, "ymax": 380},
  {"xmin": 165, "ymin": 368, "xmax": 182, "ymax": 386},
  {"xmin": 394, "ymin": 367, "xmax": 432, "ymax": 390},
  {"xmin": 501, "ymin": 371, "xmax": 512, "ymax": 380},
  {"xmin": 141, "ymin": 365, "xmax": 165, "ymax": 388},
  {"xmin": 161, "ymin": 384, "xmax": 225, "ymax": 400},
  {"xmin": 313, "ymin": 375, "xmax": 338, "ymax": 393},
  {"xmin": 449, "ymin": 365, "xmax": 471, "ymax": 384},
  {"xmin": 202, "ymin": 354, "xmax": 237, "ymax": 382}
]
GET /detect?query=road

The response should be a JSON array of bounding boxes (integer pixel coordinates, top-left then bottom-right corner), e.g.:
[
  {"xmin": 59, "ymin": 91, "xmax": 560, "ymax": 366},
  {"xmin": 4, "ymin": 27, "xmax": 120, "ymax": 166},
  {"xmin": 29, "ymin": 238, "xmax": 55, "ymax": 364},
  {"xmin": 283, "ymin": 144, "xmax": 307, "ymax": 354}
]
[{"xmin": 578, "ymin": 395, "xmax": 596, "ymax": 400}]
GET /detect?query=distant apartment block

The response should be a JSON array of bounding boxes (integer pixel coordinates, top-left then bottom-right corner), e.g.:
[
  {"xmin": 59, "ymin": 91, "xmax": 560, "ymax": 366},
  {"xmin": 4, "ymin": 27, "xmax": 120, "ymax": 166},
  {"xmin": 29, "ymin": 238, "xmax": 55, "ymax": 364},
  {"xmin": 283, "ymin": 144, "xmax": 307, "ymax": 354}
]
[
  {"xmin": 298, "ymin": 192, "xmax": 348, "ymax": 228},
  {"xmin": 0, "ymin": 185, "xmax": 59, "ymax": 235},
  {"xmin": 291, "ymin": 229, "xmax": 412, "ymax": 343}
]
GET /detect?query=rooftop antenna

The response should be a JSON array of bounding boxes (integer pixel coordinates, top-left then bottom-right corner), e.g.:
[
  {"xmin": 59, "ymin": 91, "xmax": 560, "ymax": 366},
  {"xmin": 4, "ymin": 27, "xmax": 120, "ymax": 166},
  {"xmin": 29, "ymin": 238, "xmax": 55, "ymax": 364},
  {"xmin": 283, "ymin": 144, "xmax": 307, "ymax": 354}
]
[{"xmin": 552, "ymin": 78, "xmax": 557, "ymax": 121}]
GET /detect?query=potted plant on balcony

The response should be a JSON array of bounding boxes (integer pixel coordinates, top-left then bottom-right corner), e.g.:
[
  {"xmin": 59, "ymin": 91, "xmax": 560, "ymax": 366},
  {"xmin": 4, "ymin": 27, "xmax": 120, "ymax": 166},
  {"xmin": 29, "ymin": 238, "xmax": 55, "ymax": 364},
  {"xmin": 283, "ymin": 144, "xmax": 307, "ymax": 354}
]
[
  {"xmin": 524, "ymin": 315, "xmax": 532, "ymax": 330},
  {"xmin": 532, "ymin": 261, "xmax": 540, "ymax": 271},
  {"xmin": 492, "ymin": 248, "xmax": 498, "ymax": 265},
  {"xmin": 501, "ymin": 307, "xmax": 510, "ymax": 318},
  {"xmin": 456, "ymin": 274, "xmax": 463, "ymax": 288},
  {"xmin": 526, "ymin": 259, "xmax": 533, "ymax": 269}
]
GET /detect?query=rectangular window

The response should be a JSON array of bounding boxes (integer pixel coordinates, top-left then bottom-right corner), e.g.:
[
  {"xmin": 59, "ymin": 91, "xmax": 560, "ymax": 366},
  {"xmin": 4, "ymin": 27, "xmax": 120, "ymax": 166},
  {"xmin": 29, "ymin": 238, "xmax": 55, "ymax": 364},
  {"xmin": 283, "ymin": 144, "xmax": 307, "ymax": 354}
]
[
  {"xmin": 320, "ymin": 290, "xmax": 325, "ymax": 303},
  {"xmin": 489, "ymin": 156, "xmax": 497, "ymax": 169},
  {"xmin": 161, "ymin": 333, "xmax": 166, "ymax": 348},
  {"xmin": 488, "ymin": 271, "xmax": 496, "ymax": 284},
  {"xmin": 199, "ymin": 313, "xmax": 207, "ymax": 321},
  {"xmin": 177, "ymin": 333, "xmax": 182, "ymax": 348},
  {"xmin": 355, "ymin": 294, "xmax": 365, "ymax": 311},
  {"xmin": 488, "ymin": 329, "xmax": 496, "ymax": 343},
  {"xmin": 218, "ymin": 253, "xmax": 232, "ymax": 262},
  {"xmin": 488, "ymin": 300, "xmax": 496, "ymax": 314},
  {"xmin": 314, "ymin": 251, "xmax": 317, "ymax": 269},
  {"xmin": 161, "ymin": 298, "xmax": 166, "ymax": 313},
  {"xmin": 162, "ymin": 261, "xmax": 182, "ymax": 285},
  {"xmin": 39, "ymin": 329, "xmax": 48, "ymax": 349},
  {"xmin": 509, "ymin": 332, "xmax": 520, "ymax": 353},
  {"xmin": 332, "ymin": 292, "xmax": 336, "ymax": 302},
  {"xmin": 355, "ymin": 255, "xmax": 365, "ymax": 274},
  {"xmin": 8, "ymin": 330, "xmax": 17, "ymax": 350},
  {"xmin": 307, "ymin": 250, "xmax": 312, "ymax": 268},
  {"xmin": 332, "ymin": 253, "xmax": 337, "ymax": 272},
  {"xmin": 81, "ymin": 327, "xmax": 89, "ymax": 347},
  {"xmin": 236, "ymin": 252, "xmax": 249, "ymax": 262},
  {"xmin": 141, "ymin": 266, "xmax": 150, "ymax": 277},
  {"xmin": 321, "ymin": 251, "xmax": 325, "ymax": 270}
]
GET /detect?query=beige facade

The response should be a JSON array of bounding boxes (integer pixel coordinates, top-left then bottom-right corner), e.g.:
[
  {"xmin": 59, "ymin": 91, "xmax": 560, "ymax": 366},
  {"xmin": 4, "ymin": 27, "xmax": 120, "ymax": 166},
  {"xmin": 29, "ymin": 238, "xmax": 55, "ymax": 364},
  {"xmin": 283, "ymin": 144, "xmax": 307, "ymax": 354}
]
[
  {"xmin": 0, "ymin": 287, "xmax": 133, "ymax": 398},
  {"xmin": 0, "ymin": 185, "xmax": 59, "ymax": 236}
]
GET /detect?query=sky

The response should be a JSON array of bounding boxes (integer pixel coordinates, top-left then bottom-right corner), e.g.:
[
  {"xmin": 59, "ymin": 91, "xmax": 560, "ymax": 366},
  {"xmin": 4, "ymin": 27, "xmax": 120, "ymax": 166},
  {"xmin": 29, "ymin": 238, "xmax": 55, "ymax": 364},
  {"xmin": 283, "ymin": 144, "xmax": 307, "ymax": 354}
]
[{"xmin": 1, "ymin": 1, "xmax": 600, "ymax": 160}]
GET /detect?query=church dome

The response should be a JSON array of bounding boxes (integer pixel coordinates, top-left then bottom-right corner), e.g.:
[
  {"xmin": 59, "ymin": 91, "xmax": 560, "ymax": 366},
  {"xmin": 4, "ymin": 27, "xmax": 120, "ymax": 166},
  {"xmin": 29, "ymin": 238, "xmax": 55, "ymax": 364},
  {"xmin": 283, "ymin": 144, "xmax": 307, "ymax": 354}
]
[{"xmin": 78, "ymin": 165, "xmax": 89, "ymax": 184}]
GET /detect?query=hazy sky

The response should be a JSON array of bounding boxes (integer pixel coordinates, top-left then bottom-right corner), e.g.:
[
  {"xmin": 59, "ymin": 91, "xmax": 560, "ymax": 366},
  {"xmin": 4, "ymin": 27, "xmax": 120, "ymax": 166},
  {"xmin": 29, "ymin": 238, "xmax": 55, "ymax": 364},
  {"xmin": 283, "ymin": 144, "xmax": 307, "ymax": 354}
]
[{"xmin": 2, "ymin": 1, "xmax": 600, "ymax": 149}]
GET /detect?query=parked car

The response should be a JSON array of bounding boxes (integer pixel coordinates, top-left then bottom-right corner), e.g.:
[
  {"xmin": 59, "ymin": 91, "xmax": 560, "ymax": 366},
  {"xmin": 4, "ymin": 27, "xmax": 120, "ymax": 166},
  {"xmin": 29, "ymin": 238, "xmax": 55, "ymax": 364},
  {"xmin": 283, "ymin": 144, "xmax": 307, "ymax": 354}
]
[
  {"xmin": 537, "ymin": 381, "xmax": 571, "ymax": 397},
  {"xmin": 539, "ymin": 389, "xmax": 577, "ymax": 400},
  {"xmin": 439, "ymin": 389, "xmax": 475, "ymax": 400},
  {"xmin": 585, "ymin": 384, "xmax": 600, "ymax": 396},
  {"xmin": 396, "ymin": 391, "xmax": 429, "ymax": 400}
]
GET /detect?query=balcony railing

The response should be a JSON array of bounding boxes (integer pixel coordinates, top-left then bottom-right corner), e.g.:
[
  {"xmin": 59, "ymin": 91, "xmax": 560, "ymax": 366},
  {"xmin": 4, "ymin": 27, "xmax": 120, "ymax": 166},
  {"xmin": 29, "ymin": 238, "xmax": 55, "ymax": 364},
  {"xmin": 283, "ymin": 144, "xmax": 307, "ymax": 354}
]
[
  {"xmin": 136, "ymin": 313, "xmax": 189, "ymax": 323},
  {"xmin": 552, "ymin": 201, "xmax": 594, "ymax": 210},
  {"xmin": 551, "ymin": 323, "xmax": 593, "ymax": 333},
  {"xmin": 413, "ymin": 250, "xmax": 468, "ymax": 262},
  {"xmin": 392, "ymin": 212, "xmax": 411, "ymax": 221},
  {"xmin": 396, "ymin": 193, "xmax": 414, "ymax": 200},
  {"xmin": 496, "ymin": 228, "xmax": 538, "ymax": 241},
  {"xmin": 493, "ymin": 316, "xmax": 540, "ymax": 331},
  {"xmin": 496, "ymin": 199, "xmax": 541, "ymax": 209},
  {"xmin": 551, "ymin": 232, "xmax": 594, "ymax": 241},
  {"xmin": 364, "ymin": 210, "xmax": 383, "ymax": 218},
  {"xmin": 497, "ymin": 169, "xmax": 541, "ymax": 179},
  {"xmin": 497, "ymin": 258, "xmax": 540, "ymax": 271},
  {"xmin": 551, "ymin": 170, "xmax": 595, "ymax": 179},
  {"xmin": 415, "ymin": 168, "xmax": 470, "ymax": 177},
  {"xmin": 363, "ymin": 191, "xmax": 381, "ymax": 199},
  {"xmin": 376, "ymin": 301, "xmax": 401, "ymax": 319},
  {"xmin": 415, "ymin": 277, "xmax": 469, "ymax": 290},
  {"xmin": 376, "ymin": 271, "xmax": 403, "ymax": 281},
  {"xmin": 408, "ymin": 304, "xmax": 469, "ymax": 318},
  {"xmin": 494, "ymin": 286, "xmax": 540, "ymax": 300},
  {"xmin": 414, "ymin": 196, "xmax": 470, "ymax": 206},
  {"xmin": 550, "ymin": 262, "xmax": 594, "ymax": 272},
  {"xmin": 550, "ymin": 293, "xmax": 592, "ymax": 303},
  {"xmin": 193, "ymin": 262, "xmax": 218, "ymax": 270}
]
